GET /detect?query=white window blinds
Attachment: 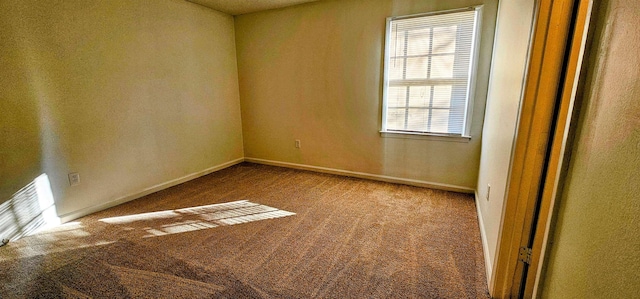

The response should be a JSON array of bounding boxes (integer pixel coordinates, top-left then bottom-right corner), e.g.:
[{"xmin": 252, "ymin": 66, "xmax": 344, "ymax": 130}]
[{"xmin": 382, "ymin": 8, "xmax": 480, "ymax": 136}]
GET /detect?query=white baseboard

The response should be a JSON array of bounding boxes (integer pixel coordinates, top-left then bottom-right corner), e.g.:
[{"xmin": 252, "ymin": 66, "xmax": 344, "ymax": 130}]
[
  {"xmin": 58, "ymin": 158, "xmax": 244, "ymax": 223},
  {"xmin": 244, "ymin": 157, "xmax": 474, "ymax": 194},
  {"xmin": 474, "ymin": 191, "xmax": 494, "ymax": 285}
]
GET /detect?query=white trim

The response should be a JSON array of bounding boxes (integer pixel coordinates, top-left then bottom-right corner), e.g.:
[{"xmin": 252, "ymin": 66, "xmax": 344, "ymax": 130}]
[
  {"xmin": 389, "ymin": 6, "xmax": 479, "ymax": 20},
  {"xmin": 475, "ymin": 190, "xmax": 494, "ymax": 285},
  {"xmin": 380, "ymin": 130, "xmax": 471, "ymax": 142},
  {"xmin": 58, "ymin": 158, "xmax": 244, "ymax": 223},
  {"xmin": 245, "ymin": 157, "xmax": 474, "ymax": 194},
  {"xmin": 380, "ymin": 15, "xmax": 392, "ymax": 131},
  {"xmin": 381, "ymin": 7, "xmax": 483, "ymax": 137},
  {"xmin": 463, "ymin": 6, "xmax": 483, "ymax": 136}
]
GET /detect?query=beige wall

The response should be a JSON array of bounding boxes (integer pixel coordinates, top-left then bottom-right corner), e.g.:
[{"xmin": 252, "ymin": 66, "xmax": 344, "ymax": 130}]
[
  {"xmin": 0, "ymin": 0, "xmax": 243, "ymax": 220},
  {"xmin": 235, "ymin": 0, "xmax": 498, "ymax": 189},
  {"xmin": 541, "ymin": 0, "xmax": 640, "ymax": 297},
  {"xmin": 475, "ymin": 0, "xmax": 535, "ymax": 281}
]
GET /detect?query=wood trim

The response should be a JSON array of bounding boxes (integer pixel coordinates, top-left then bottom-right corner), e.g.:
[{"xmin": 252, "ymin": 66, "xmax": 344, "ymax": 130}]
[
  {"xmin": 528, "ymin": 0, "xmax": 593, "ymax": 297},
  {"xmin": 491, "ymin": 0, "xmax": 577, "ymax": 297}
]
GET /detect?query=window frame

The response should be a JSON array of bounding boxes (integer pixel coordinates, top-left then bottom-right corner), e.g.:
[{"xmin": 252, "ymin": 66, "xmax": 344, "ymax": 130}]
[{"xmin": 380, "ymin": 6, "xmax": 483, "ymax": 140}]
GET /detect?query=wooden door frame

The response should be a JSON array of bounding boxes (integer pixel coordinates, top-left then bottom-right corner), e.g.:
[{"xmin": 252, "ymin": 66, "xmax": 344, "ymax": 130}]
[
  {"xmin": 528, "ymin": 0, "xmax": 594, "ymax": 296},
  {"xmin": 490, "ymin": 0, "xmax": 593, "ymax": 297}
]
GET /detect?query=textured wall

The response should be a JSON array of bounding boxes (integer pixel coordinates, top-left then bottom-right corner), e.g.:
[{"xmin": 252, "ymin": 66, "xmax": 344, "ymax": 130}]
[
  {"xmin": 235, "ymin": 0, "xmax": 498, "ymax": 189},
  {"xmin": 0, "ymin": 0, "xmax": 243, "ymax": 218},
  {"xmin": 475, "ymin": 0, "xmax": 535, "ymax": 281},
  {"xmin": 541, "ymin": 0, "xmax": 640, "ymax": 297}
]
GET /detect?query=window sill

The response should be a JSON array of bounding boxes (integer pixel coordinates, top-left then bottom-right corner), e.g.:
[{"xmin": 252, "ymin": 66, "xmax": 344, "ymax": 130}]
[{"xmin": 379, "ymin": 131, "xmax": 472, "ymax": 143}]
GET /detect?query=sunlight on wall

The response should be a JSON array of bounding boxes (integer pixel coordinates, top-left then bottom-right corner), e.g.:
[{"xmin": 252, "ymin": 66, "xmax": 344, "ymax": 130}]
[
  {"xmin": 0, "ymin": 174, "xmax": 60, "ymax": 242},
  {"xmin": 100, "ymin": 200, "xmax": 295, "ymax": 237}
]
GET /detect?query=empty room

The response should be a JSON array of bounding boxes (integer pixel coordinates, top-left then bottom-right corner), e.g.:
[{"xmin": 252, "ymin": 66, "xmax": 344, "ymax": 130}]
[{"xmin": 1, "ymin": 0, "xmax": 638, "ymax": 298}]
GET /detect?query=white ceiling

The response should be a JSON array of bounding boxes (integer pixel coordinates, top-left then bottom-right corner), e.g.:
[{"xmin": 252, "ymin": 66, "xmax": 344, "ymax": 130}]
[{"xmin": 186, "ymin": 0, "xmax": 322, "ymax": 15}]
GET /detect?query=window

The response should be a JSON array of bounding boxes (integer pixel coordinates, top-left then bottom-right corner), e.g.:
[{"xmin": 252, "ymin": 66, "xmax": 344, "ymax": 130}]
[{"xmin": 381, "ymin": 7, "xmax": 481, "ymax": 137}]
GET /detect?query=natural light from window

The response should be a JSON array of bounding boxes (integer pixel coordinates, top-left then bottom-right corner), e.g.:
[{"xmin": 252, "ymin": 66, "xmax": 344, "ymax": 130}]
[
  {"xmin": 0, "ymin": 174, "xmax": 60, "ymax": 243},
  {"xmin": 100, "ymin": 200, "xmax": 295, "ymax": 238},
  {"xmin": 382, "ymin": 7, "xmax": 481, "ymax": 137}
]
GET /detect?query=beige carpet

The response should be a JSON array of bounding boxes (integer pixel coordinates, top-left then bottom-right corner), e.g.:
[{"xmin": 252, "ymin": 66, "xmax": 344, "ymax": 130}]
[{"xmin": 0, "ymin": 163, "xmax": 489, "ymax": 298}]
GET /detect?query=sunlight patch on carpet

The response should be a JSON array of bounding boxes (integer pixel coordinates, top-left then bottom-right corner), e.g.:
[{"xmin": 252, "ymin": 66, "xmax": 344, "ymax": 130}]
[{"xmin": 99, "ymin": 200, "xmax": 295, "ymax": 237}]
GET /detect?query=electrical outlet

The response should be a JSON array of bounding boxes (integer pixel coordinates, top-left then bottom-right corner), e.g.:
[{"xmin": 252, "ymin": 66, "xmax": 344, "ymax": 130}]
[
  {"xmin": 68, "ymin": 172, "xmax": 80, "ymax": 186},
  {"xmin": 295, "ymin": 139, "xmax": 301, "ymax": 149},
  {"xmin": 486, "ymin": 184, "xmax": 491, "ymax": 201}
]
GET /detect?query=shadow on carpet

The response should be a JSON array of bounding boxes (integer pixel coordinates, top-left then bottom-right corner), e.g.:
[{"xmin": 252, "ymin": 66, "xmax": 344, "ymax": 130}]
[{"xmin": 0, "ymin": 240, "xmax": 270, "ymax": 298}]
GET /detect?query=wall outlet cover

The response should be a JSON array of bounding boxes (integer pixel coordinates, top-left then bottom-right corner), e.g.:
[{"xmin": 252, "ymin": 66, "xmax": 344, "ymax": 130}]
[{"xmin": 69, "ymin": 172, "xmax": 80, "ymax": 186}]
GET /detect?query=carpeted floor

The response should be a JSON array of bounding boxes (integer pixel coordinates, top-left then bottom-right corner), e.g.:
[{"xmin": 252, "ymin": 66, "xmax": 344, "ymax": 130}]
[{"xmin": 0, "ymin": 163, "xmax": 489, "ymax": 298}]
